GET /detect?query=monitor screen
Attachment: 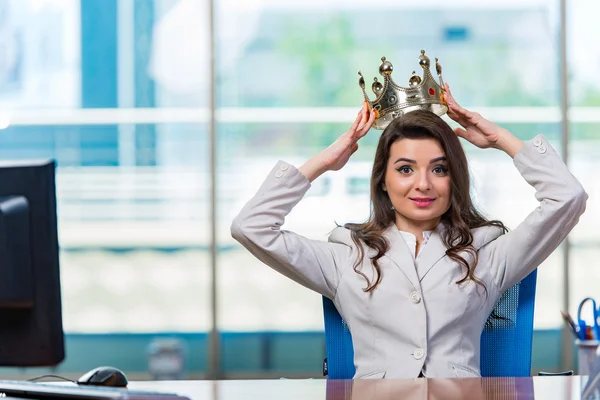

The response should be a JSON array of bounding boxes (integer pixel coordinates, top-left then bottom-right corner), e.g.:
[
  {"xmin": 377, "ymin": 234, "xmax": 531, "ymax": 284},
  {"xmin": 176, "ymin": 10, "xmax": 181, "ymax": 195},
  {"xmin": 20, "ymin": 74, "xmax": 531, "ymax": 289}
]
[{"xmin": 0, "ymin": 159, "xmax": 64, "ymax": 366}]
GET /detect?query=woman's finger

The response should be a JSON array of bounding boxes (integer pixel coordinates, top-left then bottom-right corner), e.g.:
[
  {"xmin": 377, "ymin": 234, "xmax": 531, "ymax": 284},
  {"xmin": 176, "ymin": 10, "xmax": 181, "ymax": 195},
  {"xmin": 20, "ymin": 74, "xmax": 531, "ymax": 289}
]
[
  {"xmin": 347, "ymin": 104, "xmax": 366, "ymax": 136},
  {"xmin": 450, "ymin": 104, "xmax": 480, "ymax": 131},
  {"xmin": 448, "ymin": 100, "xmax": 471, "ymax": 119},
  {"xmin": 355, "ymin": 109, "xmax": 376, "ymax": 139},
  {"xmin": 361, "ymin": 101, "xmax": 369, "ymax": 123},
  {"xmin": 446, "ymin": 105, "xmax": 461, "ymax": 122},
  {"xmin": 449, "ymin": 99, "xmax": 484, "ymax": 130},
  {"xmin": 454, "ymin": 127, "xmax": 468, "ymax": 138},
  {"xmin": 447, "ymin": 102, "xmax": 462, "ymax": 117},
  {"xmin": 360, "ymin": 110, "xmax": 376, "ymax": 135},
  {"xmin": 356, "ymin": 102, "xmax": 370, "ymax": 131},
  {"xmin": 464, "ymin": 111, "xmax": 483, "ymax": 125},
  {"xmin": 447, "ymin": 104, "xmax": 470, "ymax": 128},
  {"xmin": 444, "ymin": 83, "xmax": 458, "ymax": 105}
]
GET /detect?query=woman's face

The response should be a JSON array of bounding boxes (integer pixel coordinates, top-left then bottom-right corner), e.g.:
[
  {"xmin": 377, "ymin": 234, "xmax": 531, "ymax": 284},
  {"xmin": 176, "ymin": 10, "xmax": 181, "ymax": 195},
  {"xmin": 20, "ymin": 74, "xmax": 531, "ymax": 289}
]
[{"xmin": 383, "ymin": 138, "xmax": 452, "ymax": 231}]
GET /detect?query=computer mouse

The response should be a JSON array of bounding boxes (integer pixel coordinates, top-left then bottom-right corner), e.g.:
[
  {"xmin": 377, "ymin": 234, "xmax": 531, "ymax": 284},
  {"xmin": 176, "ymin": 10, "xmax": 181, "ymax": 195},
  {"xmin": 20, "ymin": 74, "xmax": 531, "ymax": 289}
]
[{"xmin": 76, "ymin": 366, "xmax": 129, "ymax": 388}]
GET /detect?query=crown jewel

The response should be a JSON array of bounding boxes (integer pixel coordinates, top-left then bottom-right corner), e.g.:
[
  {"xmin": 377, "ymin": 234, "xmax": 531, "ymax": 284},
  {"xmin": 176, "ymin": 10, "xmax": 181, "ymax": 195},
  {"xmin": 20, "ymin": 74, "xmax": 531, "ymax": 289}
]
[{"xmin": 358, "ymin": 50, "xmax": 448, "ymax": 130}]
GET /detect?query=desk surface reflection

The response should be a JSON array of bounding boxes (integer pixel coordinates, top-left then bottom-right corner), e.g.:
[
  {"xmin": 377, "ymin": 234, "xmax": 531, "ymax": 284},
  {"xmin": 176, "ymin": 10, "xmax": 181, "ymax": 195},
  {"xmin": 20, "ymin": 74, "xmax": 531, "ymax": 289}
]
[{"xmin": 129, "ymin": 375, "xmax": 588, "ymax": 400}]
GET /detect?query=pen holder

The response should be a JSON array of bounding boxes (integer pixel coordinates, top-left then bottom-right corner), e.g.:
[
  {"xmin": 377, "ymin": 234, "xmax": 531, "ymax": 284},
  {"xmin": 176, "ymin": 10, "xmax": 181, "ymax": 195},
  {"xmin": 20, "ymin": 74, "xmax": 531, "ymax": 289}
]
[{"xmin": 576, "ymin": 340, "xmax": 600, "ymax": 375}]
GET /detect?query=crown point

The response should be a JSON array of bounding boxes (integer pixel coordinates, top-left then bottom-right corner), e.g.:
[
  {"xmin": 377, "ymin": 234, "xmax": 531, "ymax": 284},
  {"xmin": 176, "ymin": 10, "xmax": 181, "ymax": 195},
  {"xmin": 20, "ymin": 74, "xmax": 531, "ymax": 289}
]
[
  {"xmin": 418, "ymin": 50, "xmax": 430, "ymax": 69},
  {"xmin": 409, "ymin": 71, "xmax": 422, "ymax": 87},
  {"xmin": 358, "ymin": 71, "xmax": 365, "ymax": 88},
  {"xmin": 379, "ymin": 57, "xmax": 393, "ymax": 76},
  {"xmin": 372, "ymin": 77, "xmax": 384, "ymax": 95},
  {"xmin": 435, "ymin": 58, "xmax": 443, "ymax": 76}
]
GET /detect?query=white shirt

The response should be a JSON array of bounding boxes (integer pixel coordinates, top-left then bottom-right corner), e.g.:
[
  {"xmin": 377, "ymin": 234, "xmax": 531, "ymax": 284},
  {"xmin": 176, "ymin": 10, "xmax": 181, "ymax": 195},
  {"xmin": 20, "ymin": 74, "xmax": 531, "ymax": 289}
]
[{"xmin": 399, "ymin": 230, "xmax": 433, "ymax": 261}]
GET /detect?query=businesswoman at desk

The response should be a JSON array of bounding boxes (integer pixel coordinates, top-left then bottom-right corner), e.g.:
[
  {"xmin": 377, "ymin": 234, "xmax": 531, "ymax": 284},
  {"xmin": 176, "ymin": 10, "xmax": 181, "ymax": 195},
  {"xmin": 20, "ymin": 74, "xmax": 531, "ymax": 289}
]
[{"xmin": 231, "ymin": 57, "xmax": 588, "ymax": 378}]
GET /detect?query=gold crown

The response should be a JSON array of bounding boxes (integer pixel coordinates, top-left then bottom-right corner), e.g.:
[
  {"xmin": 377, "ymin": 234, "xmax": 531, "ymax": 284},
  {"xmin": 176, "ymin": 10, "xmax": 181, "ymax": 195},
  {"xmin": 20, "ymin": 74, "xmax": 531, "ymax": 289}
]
[{"xmin": 358, "ymin": 50, "xmax": 448, "ymax": 130}]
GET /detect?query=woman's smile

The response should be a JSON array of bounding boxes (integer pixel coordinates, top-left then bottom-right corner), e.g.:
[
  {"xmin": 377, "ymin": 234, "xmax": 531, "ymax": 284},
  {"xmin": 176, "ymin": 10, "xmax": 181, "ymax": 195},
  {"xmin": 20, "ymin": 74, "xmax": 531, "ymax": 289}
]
[{"xmin": 410, "ymin": 197, "xmax": 436, "ymax": 207}]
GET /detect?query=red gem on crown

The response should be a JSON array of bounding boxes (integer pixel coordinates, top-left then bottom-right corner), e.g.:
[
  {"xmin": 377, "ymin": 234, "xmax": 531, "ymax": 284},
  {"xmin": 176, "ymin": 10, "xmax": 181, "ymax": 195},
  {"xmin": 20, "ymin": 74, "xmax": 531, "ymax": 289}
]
[{"xmin": 429, "ymin": 88, "xmax": 435, "ymax": 96}]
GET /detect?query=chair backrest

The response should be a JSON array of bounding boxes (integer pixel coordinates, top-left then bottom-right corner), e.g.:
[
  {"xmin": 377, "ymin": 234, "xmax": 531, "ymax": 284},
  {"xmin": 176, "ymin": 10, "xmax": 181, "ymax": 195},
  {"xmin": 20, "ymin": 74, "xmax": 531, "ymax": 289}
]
[{"xmin": 322, "ymin": 269, "xmax": 537, "ymax": 378}]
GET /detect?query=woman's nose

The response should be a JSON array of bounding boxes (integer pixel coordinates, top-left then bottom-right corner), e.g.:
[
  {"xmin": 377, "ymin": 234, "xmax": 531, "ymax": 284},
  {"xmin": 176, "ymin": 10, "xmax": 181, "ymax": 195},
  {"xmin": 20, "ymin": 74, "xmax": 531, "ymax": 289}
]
[{"xmin": 415, "ymin": 172, "xmax": 431, "ymax": 191}]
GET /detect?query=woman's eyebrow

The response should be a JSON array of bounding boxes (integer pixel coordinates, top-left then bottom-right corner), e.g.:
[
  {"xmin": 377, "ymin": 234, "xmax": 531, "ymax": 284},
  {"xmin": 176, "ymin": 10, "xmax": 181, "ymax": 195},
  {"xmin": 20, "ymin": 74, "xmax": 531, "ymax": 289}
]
[
  {"xmin": 394, "ymin": 157, "xmax": 416, "ymax": 164},
  {"xmin": 430, "ymin": 156, "xmax": 447, "ymax": 163},
  {"xmin": 393, "ymin": 156, "xmax": 447, "ymax": 164}
]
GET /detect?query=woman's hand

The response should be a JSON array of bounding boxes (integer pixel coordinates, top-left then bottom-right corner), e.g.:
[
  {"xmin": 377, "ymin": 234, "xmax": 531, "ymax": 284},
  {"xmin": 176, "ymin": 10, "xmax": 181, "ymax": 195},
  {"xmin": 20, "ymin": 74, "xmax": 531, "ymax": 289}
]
[
  {"xmin": 322, "ymin": 103, "xmax": 375, "ymax": 171},
  {"xmin": 444, "ymin": 84, "xmax": 524, "ymax": 157},
  {"xmin": 445, "ymin": 83, "xmax": 507, "ymax": 149},
  {"xmin": 299, "ymin": 103, "xmax": 376, "ymax": 181}
]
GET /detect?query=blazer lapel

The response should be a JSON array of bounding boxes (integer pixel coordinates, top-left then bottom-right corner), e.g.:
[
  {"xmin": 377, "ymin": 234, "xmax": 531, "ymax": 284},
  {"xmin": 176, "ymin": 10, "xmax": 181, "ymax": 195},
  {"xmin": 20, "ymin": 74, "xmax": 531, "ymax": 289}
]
[
  {"xmin": 417, "ymin": 224, "xmax": 448, "ymax": 281},
  {"xmin": 382, "ymin": 226, "xmax": 421, "ymax": 290}
]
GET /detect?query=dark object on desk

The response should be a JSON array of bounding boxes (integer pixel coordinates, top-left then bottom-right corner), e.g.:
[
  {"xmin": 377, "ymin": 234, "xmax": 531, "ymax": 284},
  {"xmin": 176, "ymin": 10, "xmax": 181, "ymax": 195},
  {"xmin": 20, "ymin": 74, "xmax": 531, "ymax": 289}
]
[
  {"xmin": 77, "ymin": 366, "xmax": 129, "ymax": 388},
  {"xmin": 538, "ymin": 370, "xmax": 573, "ymax": 376},
  {"xmin": 322, "ymin": 269, "xmax": 537, "ymax": 378},
  {"xmin": 0, "ymin": 379, "xmax": 190, "ymax": 400},
  {"xmin": 0, "ymin": 160, "xmax": 64, "ymax": 367}
]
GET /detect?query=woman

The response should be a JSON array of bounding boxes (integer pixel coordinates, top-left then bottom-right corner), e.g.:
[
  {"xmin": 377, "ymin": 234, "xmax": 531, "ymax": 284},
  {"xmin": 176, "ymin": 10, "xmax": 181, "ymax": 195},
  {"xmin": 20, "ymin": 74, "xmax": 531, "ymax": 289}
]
[{"xmin": 230, "ymin": 85, "xmax": 587, "ymax": 379}]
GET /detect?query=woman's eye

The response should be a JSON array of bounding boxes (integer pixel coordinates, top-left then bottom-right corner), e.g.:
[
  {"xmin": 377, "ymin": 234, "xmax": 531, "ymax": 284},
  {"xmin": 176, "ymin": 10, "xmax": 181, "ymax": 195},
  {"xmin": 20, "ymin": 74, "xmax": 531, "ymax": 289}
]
[
  {"xmin": 397, "ymin": 166, "xmax": 412, "ymax": 174},
  {"xmin": 433, "ymin": 165, "xmax": 448, "ymax": 175}
]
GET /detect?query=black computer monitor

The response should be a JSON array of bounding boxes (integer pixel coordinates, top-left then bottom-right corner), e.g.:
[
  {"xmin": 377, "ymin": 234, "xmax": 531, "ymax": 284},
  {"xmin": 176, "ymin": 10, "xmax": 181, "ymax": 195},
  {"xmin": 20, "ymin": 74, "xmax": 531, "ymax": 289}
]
[{"xmin": 0, "ymin": 159, "xmax": 64, "ymax": 366}]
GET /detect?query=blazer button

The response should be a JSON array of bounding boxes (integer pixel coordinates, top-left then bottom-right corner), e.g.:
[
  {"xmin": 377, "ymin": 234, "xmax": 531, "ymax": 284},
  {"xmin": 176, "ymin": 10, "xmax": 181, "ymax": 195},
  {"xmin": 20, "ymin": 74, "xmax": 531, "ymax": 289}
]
[
  {"xmin": 537, "ymin": 145, "xmax": 547, "ymax": 154},
  {"xmin": 414, "ymin": 348, "xmax": 424, "ymax": 360},
  {"xmin": 275, "ymin": 170, "xmax": 284, "ymax": 178},
  {"xmin": 410, "ymin": 291, "xmax": 421, "ymax": 304},
  {"xmin": 533, "ymin": 137, "xmax": 543, "ymax": 147},
  {"xmin": 280, "ymin": 163, "xmax": 289, "ymax": 171}
]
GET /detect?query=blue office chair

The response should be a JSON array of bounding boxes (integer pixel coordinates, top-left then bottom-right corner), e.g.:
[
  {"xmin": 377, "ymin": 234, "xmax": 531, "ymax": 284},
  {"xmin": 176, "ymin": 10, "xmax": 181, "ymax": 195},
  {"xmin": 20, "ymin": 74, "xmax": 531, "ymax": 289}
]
[{"xmin": 322, "ymin": 269, "xmax": 537, "ymax": 378}]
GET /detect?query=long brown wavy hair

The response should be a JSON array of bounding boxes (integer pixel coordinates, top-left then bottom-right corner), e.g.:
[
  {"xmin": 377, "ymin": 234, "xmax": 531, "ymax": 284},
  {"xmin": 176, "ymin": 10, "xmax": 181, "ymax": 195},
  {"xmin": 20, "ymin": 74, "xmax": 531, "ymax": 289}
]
[{"xmin": 345, "ymin": 109, "xmax": 506, "ymax": 294}]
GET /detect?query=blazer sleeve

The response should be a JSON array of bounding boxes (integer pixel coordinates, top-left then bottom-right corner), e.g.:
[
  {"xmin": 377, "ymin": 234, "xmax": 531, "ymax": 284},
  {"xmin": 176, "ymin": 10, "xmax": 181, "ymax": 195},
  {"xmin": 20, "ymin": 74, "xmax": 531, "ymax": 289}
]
[
  {"xmin": 483, "ymin": 134, "xmax": 588, "ymax": 293},
  {"xmin": 230, "ymin": 161, "xmax": 353, "ymax": 299}
]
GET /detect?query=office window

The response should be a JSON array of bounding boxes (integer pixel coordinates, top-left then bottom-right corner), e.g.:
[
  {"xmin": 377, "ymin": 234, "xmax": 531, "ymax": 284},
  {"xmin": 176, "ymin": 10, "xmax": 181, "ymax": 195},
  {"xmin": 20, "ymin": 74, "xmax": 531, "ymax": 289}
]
[
  {"xmin": 216, "ymin": 1, "xmax": 563, "ymax": 331},
  {"xmin": 0, "ymin": 0, "xmax": 211, "ymax": 333}
]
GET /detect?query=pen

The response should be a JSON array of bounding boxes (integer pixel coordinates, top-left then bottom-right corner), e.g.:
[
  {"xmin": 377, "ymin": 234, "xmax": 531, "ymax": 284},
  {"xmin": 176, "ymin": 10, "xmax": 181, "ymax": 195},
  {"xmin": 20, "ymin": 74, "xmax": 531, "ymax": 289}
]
[{"xmin": 560, "ymin": 310, "xmax": 580, "ymax": 339}]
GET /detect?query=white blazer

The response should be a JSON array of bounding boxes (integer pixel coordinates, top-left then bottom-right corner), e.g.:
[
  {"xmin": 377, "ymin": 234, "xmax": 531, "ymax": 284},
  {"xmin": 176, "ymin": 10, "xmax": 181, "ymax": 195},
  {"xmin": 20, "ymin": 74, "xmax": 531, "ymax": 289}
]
[{"xmin": 230, "ymin": 134, "xmax": 587, "ymax": 379}]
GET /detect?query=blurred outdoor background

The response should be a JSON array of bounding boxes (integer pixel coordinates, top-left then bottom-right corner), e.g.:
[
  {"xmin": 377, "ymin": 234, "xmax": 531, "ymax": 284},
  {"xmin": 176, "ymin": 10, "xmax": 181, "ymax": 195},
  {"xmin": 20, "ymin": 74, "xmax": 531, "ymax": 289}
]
[{"xmin": 0, "ymin": 0, "xmax": 598, "ymax": 379}]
